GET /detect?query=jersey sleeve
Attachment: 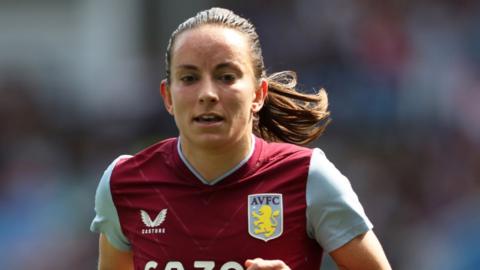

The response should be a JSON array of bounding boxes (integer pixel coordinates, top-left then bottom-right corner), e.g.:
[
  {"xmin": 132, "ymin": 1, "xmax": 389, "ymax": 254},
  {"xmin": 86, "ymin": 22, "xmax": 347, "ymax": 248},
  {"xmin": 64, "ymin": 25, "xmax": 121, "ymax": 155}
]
[
  {"xmin": 306, "ymin": 148, "xmax": 373, "ymax": 253},
  {"xmin": 90, "ymin": 155, "xmax": 132, "ymax": 251}
]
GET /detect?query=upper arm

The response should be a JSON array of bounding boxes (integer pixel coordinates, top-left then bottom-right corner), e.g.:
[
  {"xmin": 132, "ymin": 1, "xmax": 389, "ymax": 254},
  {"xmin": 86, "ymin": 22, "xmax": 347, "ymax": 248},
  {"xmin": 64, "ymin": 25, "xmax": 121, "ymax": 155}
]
[
  {"xmin": 91, "ymin": 156, "xmax": 134, "ymax": 269},
  {"xmin": 306, "ymin": 148, "xmax": 373, "ymax": 252},
  {"xmin": 99, "ymin": 234, "xmax": 134, "ymax": 270},
  {"xmin": 306, "ymin": 149, "xmax": 390, "ymax": 269},
  {"xmin": 330, "ymin": 230, "xmax": 391, "ymax": 270},
  {"xmin": 91, "ymin": 155, "xmax": 132, "ymax": 251}
]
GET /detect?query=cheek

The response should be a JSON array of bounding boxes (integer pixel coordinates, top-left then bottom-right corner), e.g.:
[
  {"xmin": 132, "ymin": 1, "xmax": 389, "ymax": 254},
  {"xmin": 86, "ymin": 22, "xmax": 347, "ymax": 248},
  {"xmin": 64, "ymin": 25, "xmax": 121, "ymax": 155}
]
[
  {"xmin": 224, "ymin": 89, "xmax": 255, "ymax": 118},
  {"xmin": 171, "ymin": 88, "xmax": 194, "ymax": 109}
]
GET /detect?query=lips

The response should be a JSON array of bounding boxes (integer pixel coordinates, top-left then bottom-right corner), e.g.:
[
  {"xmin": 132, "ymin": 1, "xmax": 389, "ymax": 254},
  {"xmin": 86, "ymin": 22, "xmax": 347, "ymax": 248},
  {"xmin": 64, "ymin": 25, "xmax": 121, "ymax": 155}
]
[{"xmin": 193, "ymin": 113, "xmax": 224, "ymax": 124}]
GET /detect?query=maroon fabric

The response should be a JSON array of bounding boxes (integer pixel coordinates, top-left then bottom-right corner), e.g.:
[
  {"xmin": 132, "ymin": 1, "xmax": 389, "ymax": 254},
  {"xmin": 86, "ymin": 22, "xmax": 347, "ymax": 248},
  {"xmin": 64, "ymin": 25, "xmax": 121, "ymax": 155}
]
[{"xmin": 110, "ymin": 137, "xmax": 323, "ymax": 270}]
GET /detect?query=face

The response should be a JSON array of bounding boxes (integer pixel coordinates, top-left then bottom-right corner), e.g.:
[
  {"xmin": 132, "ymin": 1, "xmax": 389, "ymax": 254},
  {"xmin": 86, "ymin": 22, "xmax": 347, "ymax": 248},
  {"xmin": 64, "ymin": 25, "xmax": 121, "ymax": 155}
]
[{"xmin": 161, "ymin": 25, "xmax": 267, "ymax": 150}]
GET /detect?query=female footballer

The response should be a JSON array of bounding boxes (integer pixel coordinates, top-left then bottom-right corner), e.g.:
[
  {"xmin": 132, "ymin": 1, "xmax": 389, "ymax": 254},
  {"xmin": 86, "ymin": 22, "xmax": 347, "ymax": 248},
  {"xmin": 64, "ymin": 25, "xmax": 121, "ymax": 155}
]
[{"xmin": 91, "ymin": 7, "xmax": 391, "ymax": 270}]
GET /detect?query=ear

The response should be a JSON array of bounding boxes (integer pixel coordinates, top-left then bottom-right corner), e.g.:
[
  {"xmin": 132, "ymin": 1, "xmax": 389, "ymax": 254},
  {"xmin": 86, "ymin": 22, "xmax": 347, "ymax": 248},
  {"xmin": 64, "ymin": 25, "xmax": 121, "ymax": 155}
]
[
  {"xmin": 252, "ymin": 79, "xmax": 268, "ymax": 113},
  {"xmin": 160, "ymin": 79, "xmax": 174, "ymax": 115}
]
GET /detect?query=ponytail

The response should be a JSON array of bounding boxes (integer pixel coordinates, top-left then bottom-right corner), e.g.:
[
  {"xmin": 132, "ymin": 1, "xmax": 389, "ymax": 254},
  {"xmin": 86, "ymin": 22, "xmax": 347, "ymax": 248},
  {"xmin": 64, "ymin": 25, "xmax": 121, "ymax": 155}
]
[{"xmin": 254, "ymin": 71, "xmax": 330, "ymax": 145}]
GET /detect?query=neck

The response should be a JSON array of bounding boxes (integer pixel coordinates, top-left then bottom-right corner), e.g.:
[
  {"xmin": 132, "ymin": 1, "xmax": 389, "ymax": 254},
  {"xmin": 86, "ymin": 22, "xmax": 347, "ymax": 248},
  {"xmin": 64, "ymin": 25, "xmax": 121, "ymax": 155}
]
[{"xmin": 179, "ymin": 135, "xmax": 253, "ymax": 183}]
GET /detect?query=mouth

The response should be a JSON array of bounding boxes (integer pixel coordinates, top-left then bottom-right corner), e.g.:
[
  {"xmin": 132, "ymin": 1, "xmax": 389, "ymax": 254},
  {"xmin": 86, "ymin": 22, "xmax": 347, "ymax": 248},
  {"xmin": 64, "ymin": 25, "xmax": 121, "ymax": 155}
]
[{"xmin": 193, "ymin": 113, "xmax": 225, "ymax": 124}]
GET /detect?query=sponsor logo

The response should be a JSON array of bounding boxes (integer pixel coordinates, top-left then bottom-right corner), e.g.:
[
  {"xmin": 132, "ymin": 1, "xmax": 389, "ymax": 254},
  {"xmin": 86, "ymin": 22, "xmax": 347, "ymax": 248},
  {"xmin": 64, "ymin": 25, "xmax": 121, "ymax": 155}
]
[
  {"xmin": 144, "ymin": 260, "xmax": 244, "ymax": 270},
  {"xmin": 140, "ymin": 209, "xmax": 167, "ymax": 235},
  {"xmin": 248, "ymin": 193, "xmax": 283, "ymax": 241}
]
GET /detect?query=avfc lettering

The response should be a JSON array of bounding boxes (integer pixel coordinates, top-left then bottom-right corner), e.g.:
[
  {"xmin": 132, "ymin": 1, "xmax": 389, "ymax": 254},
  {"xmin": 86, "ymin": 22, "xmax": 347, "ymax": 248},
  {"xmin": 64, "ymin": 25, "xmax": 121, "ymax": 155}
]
[{"xmin": 250, "ymin": 195, "xmax": 281, "ymax": 206}]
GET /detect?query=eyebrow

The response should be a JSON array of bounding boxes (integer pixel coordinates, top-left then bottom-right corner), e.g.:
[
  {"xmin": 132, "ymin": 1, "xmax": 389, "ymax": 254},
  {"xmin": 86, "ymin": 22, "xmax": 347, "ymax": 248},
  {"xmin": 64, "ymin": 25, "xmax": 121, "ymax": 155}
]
[
  {"xmin": 175, "ymin": 64, "xmax": 198, "ymax": 71},
  {"xmin": 216, "ymin": 61, "xmax": 241, "ymax": 70}
]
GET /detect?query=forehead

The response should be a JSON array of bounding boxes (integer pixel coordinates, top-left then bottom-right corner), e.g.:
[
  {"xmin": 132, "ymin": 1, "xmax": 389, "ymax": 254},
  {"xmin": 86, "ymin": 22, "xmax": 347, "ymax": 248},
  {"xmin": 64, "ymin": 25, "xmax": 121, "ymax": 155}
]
[{"xmin": 171, "ymin": 25, "xmax": 252, "ymax": 68}]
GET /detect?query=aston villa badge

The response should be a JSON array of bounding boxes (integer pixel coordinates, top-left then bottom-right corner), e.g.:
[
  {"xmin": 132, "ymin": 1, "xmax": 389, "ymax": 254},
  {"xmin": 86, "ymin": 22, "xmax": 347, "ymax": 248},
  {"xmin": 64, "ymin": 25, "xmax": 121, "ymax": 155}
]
[{"xmin": 248, "ymin": 193, "xmax": 283, "ymax": 241}]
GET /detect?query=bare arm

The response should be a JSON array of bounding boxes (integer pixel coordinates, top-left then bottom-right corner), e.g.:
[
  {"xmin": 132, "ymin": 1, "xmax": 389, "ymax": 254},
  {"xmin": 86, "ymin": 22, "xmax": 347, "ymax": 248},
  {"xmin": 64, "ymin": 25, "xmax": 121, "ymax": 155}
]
[
  {"xmin": 98, "ymin": 234, "xmax": 134, "ymax": 270},
  {"xmin": 329, "ymin": 230, "xmax": 391, "ymax": 270}
]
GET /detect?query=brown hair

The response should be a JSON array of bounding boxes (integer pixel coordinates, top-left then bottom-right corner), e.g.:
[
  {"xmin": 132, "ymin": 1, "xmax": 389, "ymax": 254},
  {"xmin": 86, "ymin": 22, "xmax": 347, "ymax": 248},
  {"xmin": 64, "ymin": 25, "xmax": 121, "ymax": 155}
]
[{"xmin": 165, "ymin": 7, "xmax": 330, "ymax": 145}]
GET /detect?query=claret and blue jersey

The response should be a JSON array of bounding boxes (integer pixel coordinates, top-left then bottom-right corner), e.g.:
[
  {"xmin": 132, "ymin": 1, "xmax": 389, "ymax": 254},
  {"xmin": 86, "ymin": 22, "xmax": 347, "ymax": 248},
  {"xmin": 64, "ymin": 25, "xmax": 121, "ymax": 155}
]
[{"xmin": 91, "ymin": 136, "xmax": 372, "ymax": 270}]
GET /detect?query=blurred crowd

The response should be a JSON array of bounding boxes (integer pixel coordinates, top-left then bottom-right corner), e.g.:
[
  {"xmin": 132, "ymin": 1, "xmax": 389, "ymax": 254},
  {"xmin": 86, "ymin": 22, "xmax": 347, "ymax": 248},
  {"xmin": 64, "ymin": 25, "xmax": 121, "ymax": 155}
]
[{"xmin": 0, "ymin": 0, "xmax": 479, "ymax": 269}]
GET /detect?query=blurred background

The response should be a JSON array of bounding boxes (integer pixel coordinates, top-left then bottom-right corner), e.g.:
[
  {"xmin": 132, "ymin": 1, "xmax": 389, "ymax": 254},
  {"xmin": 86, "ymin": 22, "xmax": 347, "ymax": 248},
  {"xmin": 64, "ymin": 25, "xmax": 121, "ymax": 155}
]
[{"xmin": 1, "ymin": 0, "xmax": 479, "ymax": 269}]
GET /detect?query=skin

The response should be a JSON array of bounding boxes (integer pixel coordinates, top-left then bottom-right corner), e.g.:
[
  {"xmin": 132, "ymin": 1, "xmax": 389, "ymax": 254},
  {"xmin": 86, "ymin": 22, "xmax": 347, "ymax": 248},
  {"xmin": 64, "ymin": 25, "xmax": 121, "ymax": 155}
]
[
  {"xmin": 161, "ymin": 25, "xmax": 267, "ymax": 181},
  {"xmin": 97, "ymin": 25, "xmax": 392, "ymax": 270},
  {"xmin": 98, "ymin": 234, "xmax": 133, "ymax": 270},
  {"xmin": 329, "ymin": 231, "xmax": 391, "ymax": 270}
]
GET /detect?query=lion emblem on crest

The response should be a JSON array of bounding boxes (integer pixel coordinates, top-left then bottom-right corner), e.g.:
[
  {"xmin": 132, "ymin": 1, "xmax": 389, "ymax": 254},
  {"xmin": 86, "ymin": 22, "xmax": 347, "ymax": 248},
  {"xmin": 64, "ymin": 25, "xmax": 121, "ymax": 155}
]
[{"xmin": 252, "ymin": 205, "xmax": 280, "ymax": 237}]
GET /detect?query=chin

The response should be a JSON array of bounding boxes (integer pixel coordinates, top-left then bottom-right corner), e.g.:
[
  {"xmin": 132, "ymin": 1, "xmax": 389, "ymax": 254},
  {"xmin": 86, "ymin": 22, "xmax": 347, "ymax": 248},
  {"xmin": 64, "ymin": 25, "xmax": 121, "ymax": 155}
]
[
  {"xmin": 190, "ymin": 132, "xmax": 244, "ymax": 149},
  {"xmin": 195, "ymin": 134, "xmax": 231, "ymax": 147}
]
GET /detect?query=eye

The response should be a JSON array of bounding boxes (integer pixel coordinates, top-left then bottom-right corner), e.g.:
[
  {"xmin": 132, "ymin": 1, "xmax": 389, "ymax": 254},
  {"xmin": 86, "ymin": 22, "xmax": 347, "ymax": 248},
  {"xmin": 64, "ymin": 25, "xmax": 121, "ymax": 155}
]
[
  {"xmin": 218, "ymin": 73, "xmax": 237, "ymax": 84},
  {"xmin": 180, "ymin": 74, "xmax": 198, "ymax": 84}
]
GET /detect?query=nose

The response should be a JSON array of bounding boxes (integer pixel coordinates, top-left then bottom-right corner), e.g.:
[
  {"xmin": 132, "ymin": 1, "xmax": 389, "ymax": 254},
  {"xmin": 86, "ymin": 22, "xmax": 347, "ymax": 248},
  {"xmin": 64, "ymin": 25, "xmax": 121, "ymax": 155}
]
[{"xmin": 198, "ymin": 79, "xmax": 219, "ymax": 104}]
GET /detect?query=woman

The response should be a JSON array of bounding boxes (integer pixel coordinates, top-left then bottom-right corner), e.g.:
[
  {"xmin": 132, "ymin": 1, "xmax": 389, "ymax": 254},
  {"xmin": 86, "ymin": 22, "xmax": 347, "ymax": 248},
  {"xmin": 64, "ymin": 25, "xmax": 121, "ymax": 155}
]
[{"xmin": 91, "ymin": 7, "xmax": 391, "ymax": 270}]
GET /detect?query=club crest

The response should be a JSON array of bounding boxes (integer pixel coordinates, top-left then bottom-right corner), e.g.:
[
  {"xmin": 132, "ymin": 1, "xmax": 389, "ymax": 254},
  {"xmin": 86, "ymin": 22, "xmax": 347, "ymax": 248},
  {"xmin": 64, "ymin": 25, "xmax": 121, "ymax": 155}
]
[{"xmin": 248, "ymin": 193, "xmax": 283, "ymax": 241}]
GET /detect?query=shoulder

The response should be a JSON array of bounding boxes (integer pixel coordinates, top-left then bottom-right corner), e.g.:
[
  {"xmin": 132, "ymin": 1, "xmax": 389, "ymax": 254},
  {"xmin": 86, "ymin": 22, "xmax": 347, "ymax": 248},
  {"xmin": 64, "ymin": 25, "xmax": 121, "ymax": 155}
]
[
  {"xmin": 113, "ymin": 137, "xmax": 177, "ymax": 170},
  {"xmin": 258, "ymin": 137, "xmax": 313, "ymax": 162},
  {"xmin": 253, "ymin": 138, "xmax": 314, "ymax": 176},
  {"xmin": 306, "ymin": 148, "xmax": 351, "ymax": 203},
  {"xmin": 109, "ymin": 137, "xmax": 178, "ymax": 184}
]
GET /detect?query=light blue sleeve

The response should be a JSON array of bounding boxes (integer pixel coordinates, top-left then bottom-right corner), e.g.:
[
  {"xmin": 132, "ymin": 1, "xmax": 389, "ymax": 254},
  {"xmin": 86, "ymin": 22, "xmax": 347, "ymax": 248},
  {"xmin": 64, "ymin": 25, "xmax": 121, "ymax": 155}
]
[
  {"xmin": 306, "ymin": 148, "xmax": 373, "ymax": 253},
  {"xmin": 90, "ymin": 155, "xmax": 132, "ymax": 251}
]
